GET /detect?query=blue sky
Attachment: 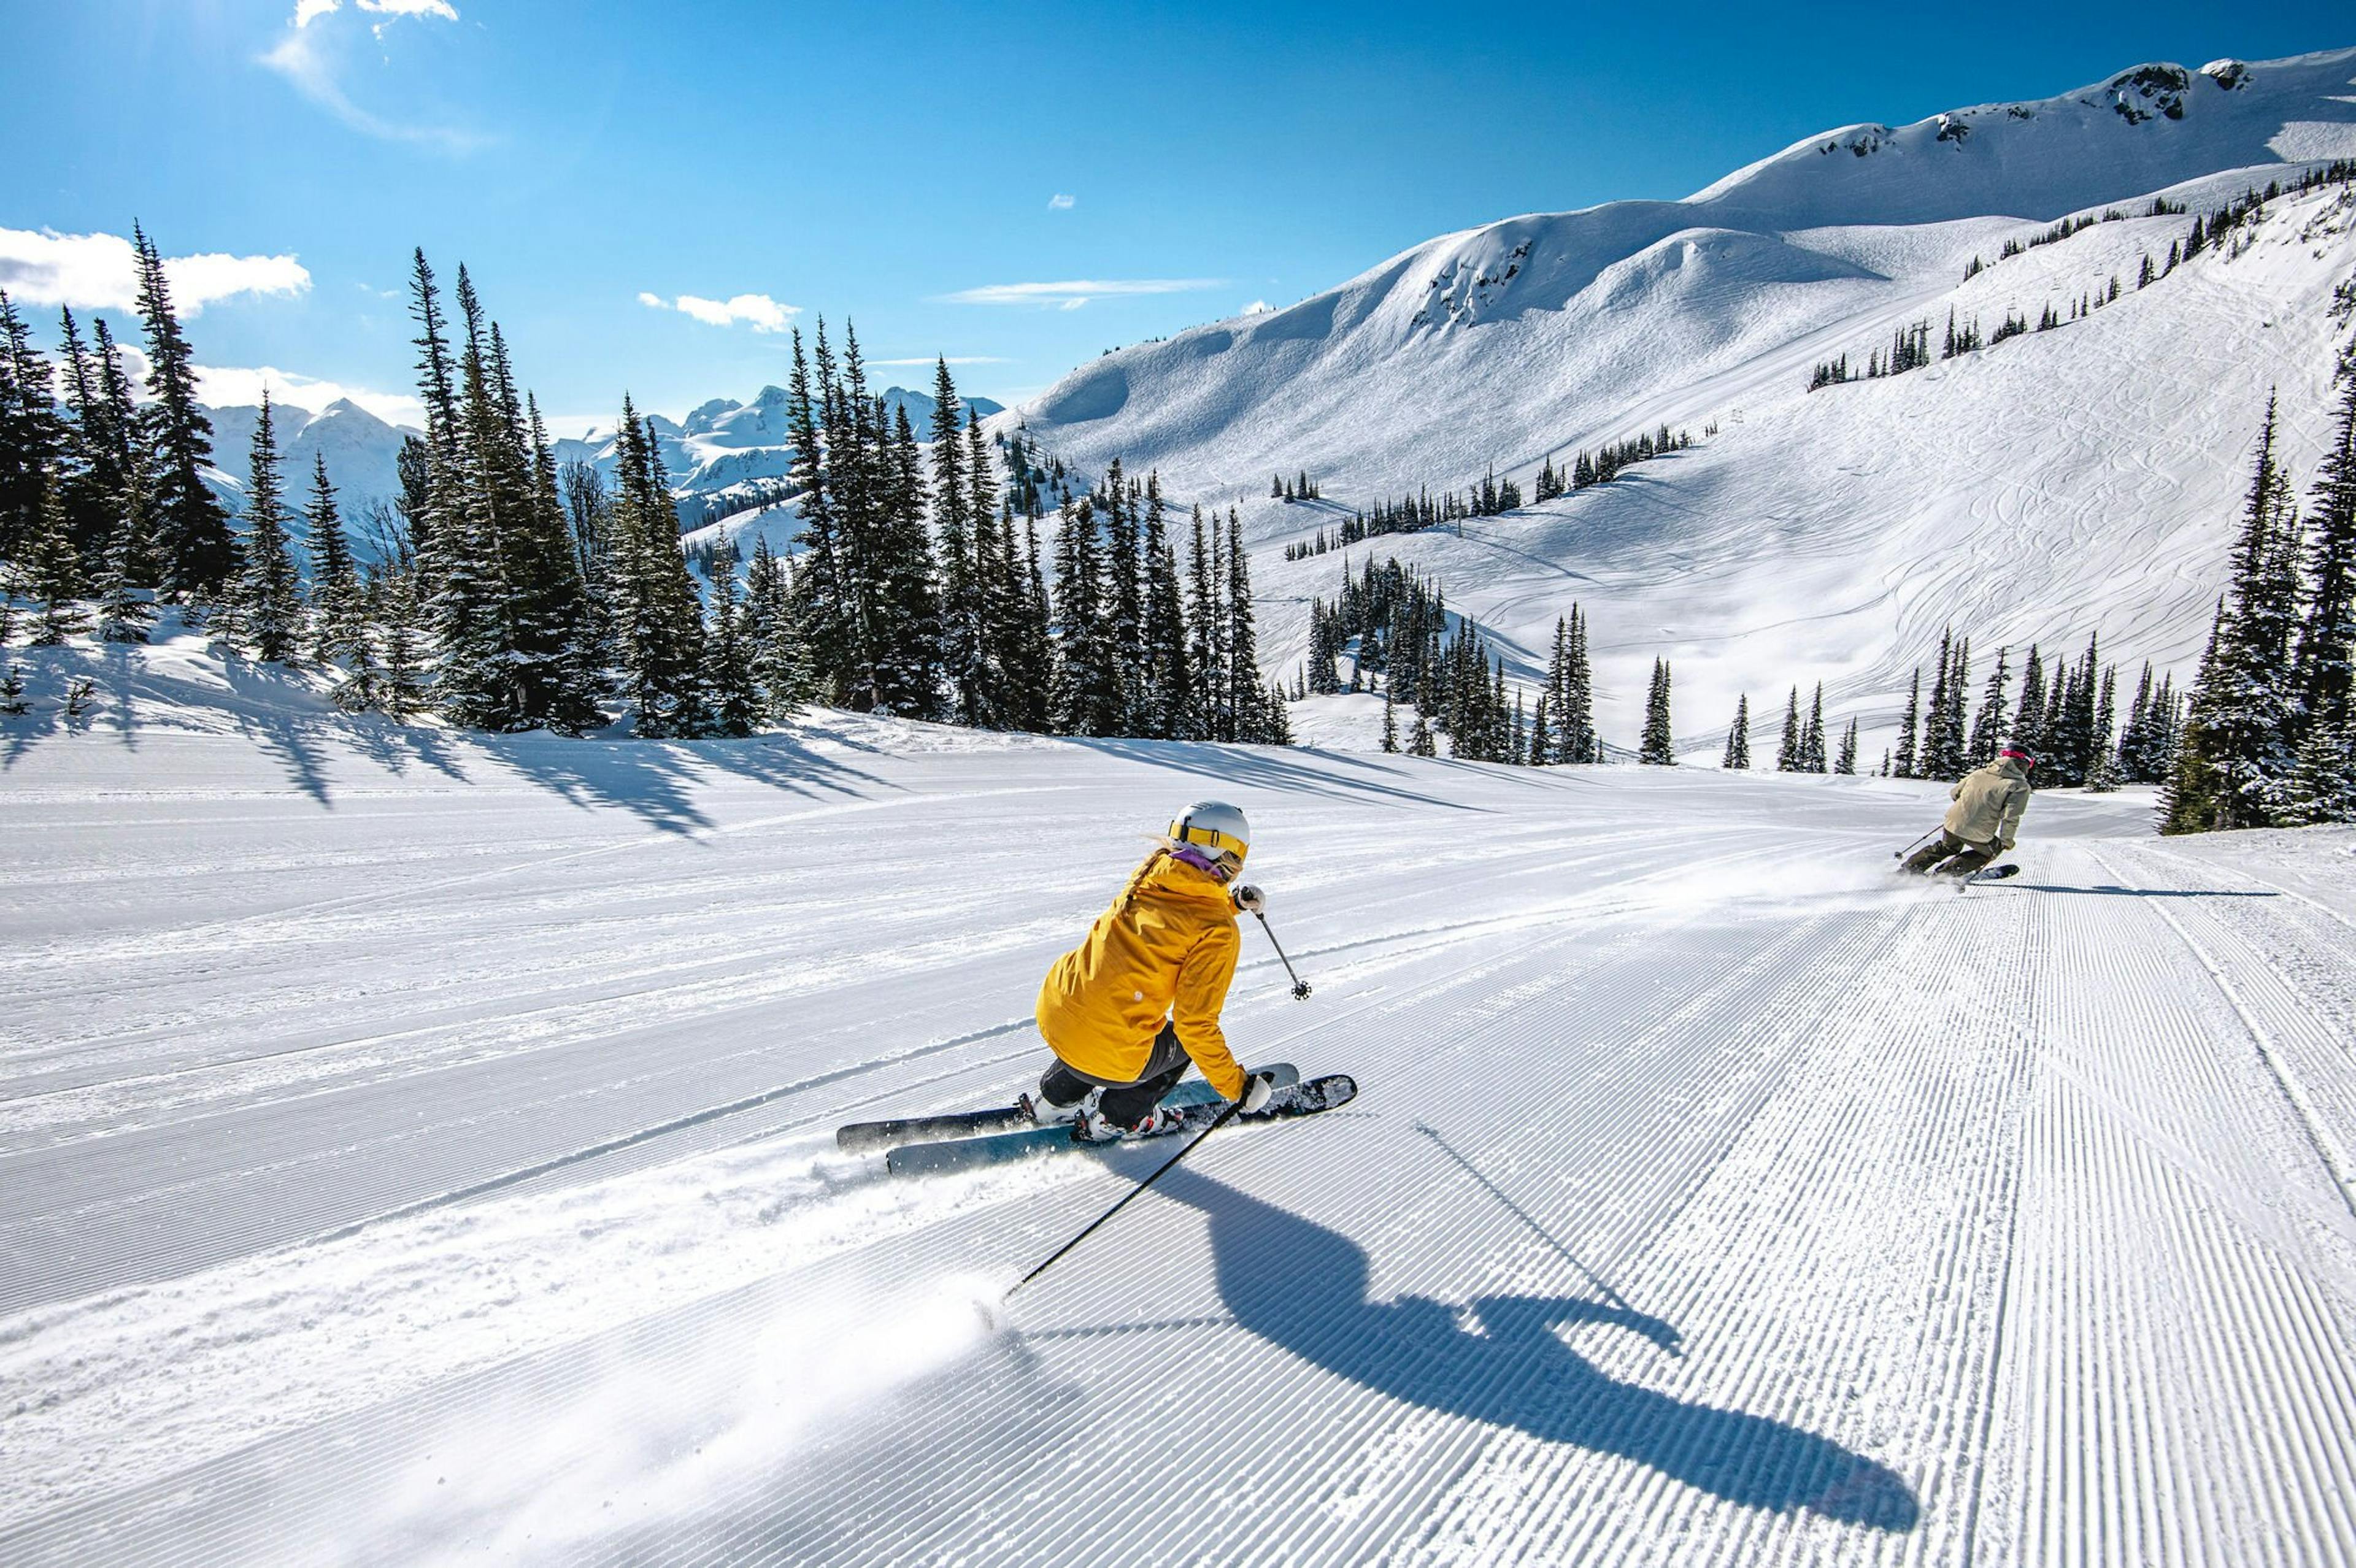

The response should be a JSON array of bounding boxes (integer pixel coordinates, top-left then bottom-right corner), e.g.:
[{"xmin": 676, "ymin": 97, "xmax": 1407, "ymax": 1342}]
[{"xmin": 1, "ymin": 1, "xmax": 2347, "ymax": 431}]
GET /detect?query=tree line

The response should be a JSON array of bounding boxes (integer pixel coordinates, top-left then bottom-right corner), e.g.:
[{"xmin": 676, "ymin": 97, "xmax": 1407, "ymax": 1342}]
[{"xmin": 0, "ymin": 237, "xmax": 1292, "ymax": 749}]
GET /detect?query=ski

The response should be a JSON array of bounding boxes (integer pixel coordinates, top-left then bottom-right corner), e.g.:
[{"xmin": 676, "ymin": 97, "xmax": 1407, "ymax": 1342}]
[
  {"xmin": 1958, "ymin": 862, "xmax": 2020, "ymax": 889},
  {"xmin": 837, "ymin": 1063, "xmax": 1299, "ymax": 1153},
  {"xmin": 886, "ymin": 1072, "xmax": 1356, "ymax": 1179}
]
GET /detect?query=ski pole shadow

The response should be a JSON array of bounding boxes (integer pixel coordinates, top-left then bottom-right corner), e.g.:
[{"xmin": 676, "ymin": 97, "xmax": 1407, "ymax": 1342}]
[
  {"xmin": 2001, "ymin": 883, "xmax": 2277, "ymax": 899},
  {"xmin": 1153, "ymin": 1166, "xmax": 1921, "ymax": 1532}
]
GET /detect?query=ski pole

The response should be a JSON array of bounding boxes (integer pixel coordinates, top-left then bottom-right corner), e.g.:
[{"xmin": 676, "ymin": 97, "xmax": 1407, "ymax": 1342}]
[
  {"xmin": 1006, "ymin": 1097, "xmax": 1243, "ymax": 1301},
  {"xmin": 1893, "ymin": 826, "xmax": 1941, "ymax": 861},
  {"xmin": 1254, "ymin": 911, "xmax": 1313, "ymax": 1001}
]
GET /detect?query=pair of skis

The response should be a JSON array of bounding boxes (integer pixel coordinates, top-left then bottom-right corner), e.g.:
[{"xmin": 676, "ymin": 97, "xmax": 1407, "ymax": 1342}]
[{"xmin": 838, "ymin": 1063, "xmax": 1358, "ymax": 1178}]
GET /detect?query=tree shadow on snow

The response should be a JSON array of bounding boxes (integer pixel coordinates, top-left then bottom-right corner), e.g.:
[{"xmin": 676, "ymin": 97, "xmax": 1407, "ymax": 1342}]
[
  {"xmin": 1067, "ymin": 737, "xmax": 1601, "ymax": 813},
  {"xmin": 1152, "ymin": 1166, "xmax": 1922, "ymax": 1533}
]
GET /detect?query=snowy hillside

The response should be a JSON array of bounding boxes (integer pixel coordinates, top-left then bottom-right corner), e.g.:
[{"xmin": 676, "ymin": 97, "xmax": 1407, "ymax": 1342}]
[
  {"xmin": 3, "ymin": 632, "xmax": 2354, "ymax": 1565},
  {"xmin": 1006, "ymin": 48, "xmax": 2356, "ymax": 754}
]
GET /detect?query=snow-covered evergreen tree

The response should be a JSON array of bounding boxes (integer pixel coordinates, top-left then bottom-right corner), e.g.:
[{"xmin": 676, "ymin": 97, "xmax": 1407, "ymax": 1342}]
[
  {"xmin": 236, "ymin": 396, "xmax": 305, "ymax": 665},
  {"xmin": 1722, "ymin": 693, "xmax": 1750, "ymax": 769},
  {"xmin": 1639, "ymin": 657, "xmax": 1674, "ymax": 764},
  {"xmin": 2166, "ymin": 399, "xmax": 2306, "ymax": 833},
  {"xmin": 1801, "ymin": 682, "xmax": 1828, "ymax": 772},
  {"xmin": 1892, "ymin": 666, "xmax": 1922, "ymax": 778}
]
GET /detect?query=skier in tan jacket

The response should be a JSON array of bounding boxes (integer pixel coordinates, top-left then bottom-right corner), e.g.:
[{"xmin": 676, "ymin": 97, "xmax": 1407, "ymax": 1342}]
[{"xmin": 1902, "ymin": 748, "xmax": 2035, "ymax": 875}]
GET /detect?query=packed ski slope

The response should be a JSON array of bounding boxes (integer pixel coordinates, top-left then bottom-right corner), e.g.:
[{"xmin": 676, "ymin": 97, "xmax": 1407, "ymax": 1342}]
[
  {"xmin": 4, "ymin": 638, "xmax": 2355, "ymax": 1566},
  {"xmin": 1004, "ymin": 48, "xmax": 2356, "ymax": 751}
]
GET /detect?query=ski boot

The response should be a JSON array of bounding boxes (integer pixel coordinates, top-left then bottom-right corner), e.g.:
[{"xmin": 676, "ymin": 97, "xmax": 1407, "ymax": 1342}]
[{"xmin": 1074, "ymin": 1103, "xmax": 1187, "ymax": 1144}]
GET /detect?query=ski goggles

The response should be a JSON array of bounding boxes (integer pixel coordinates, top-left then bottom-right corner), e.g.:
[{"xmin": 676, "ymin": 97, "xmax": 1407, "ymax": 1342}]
[{"xmin": 1169, "ymin": 822, "xmax": 1249, "ymax": 863}]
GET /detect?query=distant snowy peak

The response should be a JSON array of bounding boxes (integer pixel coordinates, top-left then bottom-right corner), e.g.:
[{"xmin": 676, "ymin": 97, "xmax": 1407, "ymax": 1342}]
[
  {"xmin": 1688, "ymin": 47, "xmax": 2356, "ymax": 228},
  {"xmin": 201, "ymin": 398, "xmax": 418, "ymax": 529}
]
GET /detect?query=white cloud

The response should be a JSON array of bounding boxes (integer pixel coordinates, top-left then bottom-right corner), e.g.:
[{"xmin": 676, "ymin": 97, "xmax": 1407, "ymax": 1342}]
[
  {"xmin": 1241, "ymin": 300, "xmax": 1273, "ymax": 315},
  {"xmin": 0, "ymin": 227, "xmax": 310, "ymax": 317},
  {"xmin": 263, "ymin": 0, "xmax": 482, "ymax": 153},
  {"xmin": 869, "ymin": 356, "xmax": 1014, "ymax": 367},
  {"xmin": 193, "ymin": 364, "xmax": 424, "ymax": 426},
  {"xmin": 641, "ymin": 291, "xmax": 798, "ymax": 333},
  {"xmin": 936, "ymin": 279, "xmax": 1223, "ymax": 309},
  {"xmin": 295, "ymin": 0, "xmax": 459, "ymax": 27},
  {"xmin": 1047, "ymin": 193, "xmax": 1076, "ymax": 210}
]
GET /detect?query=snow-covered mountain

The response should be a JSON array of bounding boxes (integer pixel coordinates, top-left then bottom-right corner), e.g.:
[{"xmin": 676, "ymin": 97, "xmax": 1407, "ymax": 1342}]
[
  {"xmin": 202, "ymin": 398, "xmax": 420, "ymax": 545},
  {"xmin": 195, "ymin": 383, "xmax": 1001, "ymax": 551},
  {"xmin": 1007, "ymin": 47, "xmax": 2356, "ymax": 757}
]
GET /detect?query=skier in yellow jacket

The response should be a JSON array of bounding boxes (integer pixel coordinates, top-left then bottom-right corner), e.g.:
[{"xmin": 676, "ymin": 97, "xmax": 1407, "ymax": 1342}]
[{"xmin": 1025, "ymin": 801, "xmax": 1280, "ymax": 1142}]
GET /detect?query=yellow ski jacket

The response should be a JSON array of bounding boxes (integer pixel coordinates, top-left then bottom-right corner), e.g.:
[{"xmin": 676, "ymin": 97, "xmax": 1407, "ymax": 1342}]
[{"xmin": 1036, "ymin": 850, "xmax": 1247, "ymax": 1099}]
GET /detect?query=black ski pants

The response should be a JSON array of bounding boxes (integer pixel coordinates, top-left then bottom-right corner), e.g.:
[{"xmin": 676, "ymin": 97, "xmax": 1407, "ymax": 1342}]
[
  {"xmin": 1039, "ymin": 1020, "xmax": 1191, "ymax": 1127},
  {"xmin": 1901, "ymin": 829, "xmax": 1998, "ymax": 877}
]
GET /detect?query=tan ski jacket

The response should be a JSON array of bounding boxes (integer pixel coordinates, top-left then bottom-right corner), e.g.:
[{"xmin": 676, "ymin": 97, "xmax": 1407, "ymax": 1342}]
[{"xmin": 1944, "ymin": 757, "xmax": 2032, "ymax": 851}]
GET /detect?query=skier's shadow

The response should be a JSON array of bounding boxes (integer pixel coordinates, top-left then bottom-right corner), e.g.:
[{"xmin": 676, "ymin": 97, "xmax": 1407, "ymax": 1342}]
[{"xmin": 1153, "ymin": 1166, "xmax": 1920, "ymax": 1532}]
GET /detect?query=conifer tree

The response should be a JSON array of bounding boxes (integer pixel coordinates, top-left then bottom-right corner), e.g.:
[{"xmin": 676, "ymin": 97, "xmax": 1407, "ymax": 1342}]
[
  {"xmin": 1382, "ymin": 684, "xmax": 1398, "ymax": 752},
  {"xmin": 1802, "ymin": 682, "xmax": 1828, "ymax": 771},
  {"xmin": 1639, "ymin": 657, "xmax": 1675, "ymax": 764},
  {"xmin": 2284, "ymin": 712, "xmax": 2356, "ymax": 823},
  {"xmin": 1969, "ymin": 647, "xmax": 2010, "ymax": 766},
  {"xmin": 237, "ymin": 396, "xmax": 305, "ymax": 664},
  {"xmin": 26, "ymin": 486, "xmax": 87, "ymax": 645},
  {"xmin": 1182, "ymin": 504, "xmax": 1223, "ymax": 739},
  {"xmin": 132, "ymin": 226, "xmax": 235, "ymax": 598},
  {"xmin": 1101, "ymin": 459, "xmax": 1147, "ymax": 725},
  {"xmin": 1014, "ymin": 513, "xmax": 1057, "ymax": 731},
  {"xmin": 930, "ymin": 358, "xmax": 987, "ymax": 726},
  {"xmin": 378, "ymin": 570, "xmax": 429, "ymax": 720},
  {"xmin": 744, "ymin": 533, "xmax": 810, "ymax": 722},
  {"xmin": 1137, "ymin": 472, "xmax": 1191, "ymax": 737},
  {"xmin": 1934, "ymin": 639, "xmax": 1969, "ymax": 776},
  {"xmin": 873, "ymin": 396, "xmax": 943, "ymax": 717},
  {"xmin": 1225, "ymin": 507, "xmax": 1270, "ymax": 740},
  {"xmin": 0, "ymin": 290, "xmax": 66, "ymax": 561},
  {"xmin": 784, "ymin": 326, "xmax": 852, "ymax": 704},
  {"xmin": 304, "ymin": 453, "xmax": 361, "ymax": 666},
  {"xmin": 700, "ymin": 545, "xmax": 761, "ymax": 737},
  {"xmin": 2294, "ymin": 354, "xmax": 2356, "ymax": 748},
  {"xmin": 1775, "ymin": 686, "xmax": 1801, "ymax": 771},
  {"xmin": 53, "ymin": 307, "xmax": 121, "ymax": 567},
  {"xmin": 2166, "ymin": 399, "xmax": 2305, "ymax": 832},
  {"xmin": 2011, "ymin": 645, "xmax": 2047, "ymax": 761},
  {"xmin": 1922, "ymin": 631, "xmax": 1955, "ymax": 778},
  {"xmin": 1407, "ymin": 707, "xmax": 1436, "ymax": 756},
  {"xmin": 2085, "ymin": 666, "xmax": 2123, "ymax": 791},
  {"xmin": 1558, "ymin": 606, "xmax": 1595, "ymax": 763},
  {"xmin": 2117, "ymin": 661, "xmax": 2158, "ymax": 782},
  {"xmin": 606, "ymin": 405, "xmax": 708, "ymax": 736},
  {"xmin": 1050, "ymin": 497, "xmax": 1123, "ymax": 734},
  {"xmin": 90, "ymin": 317, "xmax": 144, "ymax": 545},
  {"xmin": 94, "ymin": 500, "xmax": 155, "ymax": 645},
  {"xmin": 1894, "ymin": 666, "xmax": 1922, "ymax": 778},
  {"xmin": 1722, "ymin": 693, "xmax": 1750, "ymax": 769},
  {"xmin": 1835, "ymin": 717, "xmax": 1860, "ymax": 774}
]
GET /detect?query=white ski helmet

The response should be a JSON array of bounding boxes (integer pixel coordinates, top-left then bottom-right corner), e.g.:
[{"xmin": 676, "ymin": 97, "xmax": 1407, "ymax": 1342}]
[{"xmin": 1168, "ymin": 800, "xmax": 1250, "ymax": 867}]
